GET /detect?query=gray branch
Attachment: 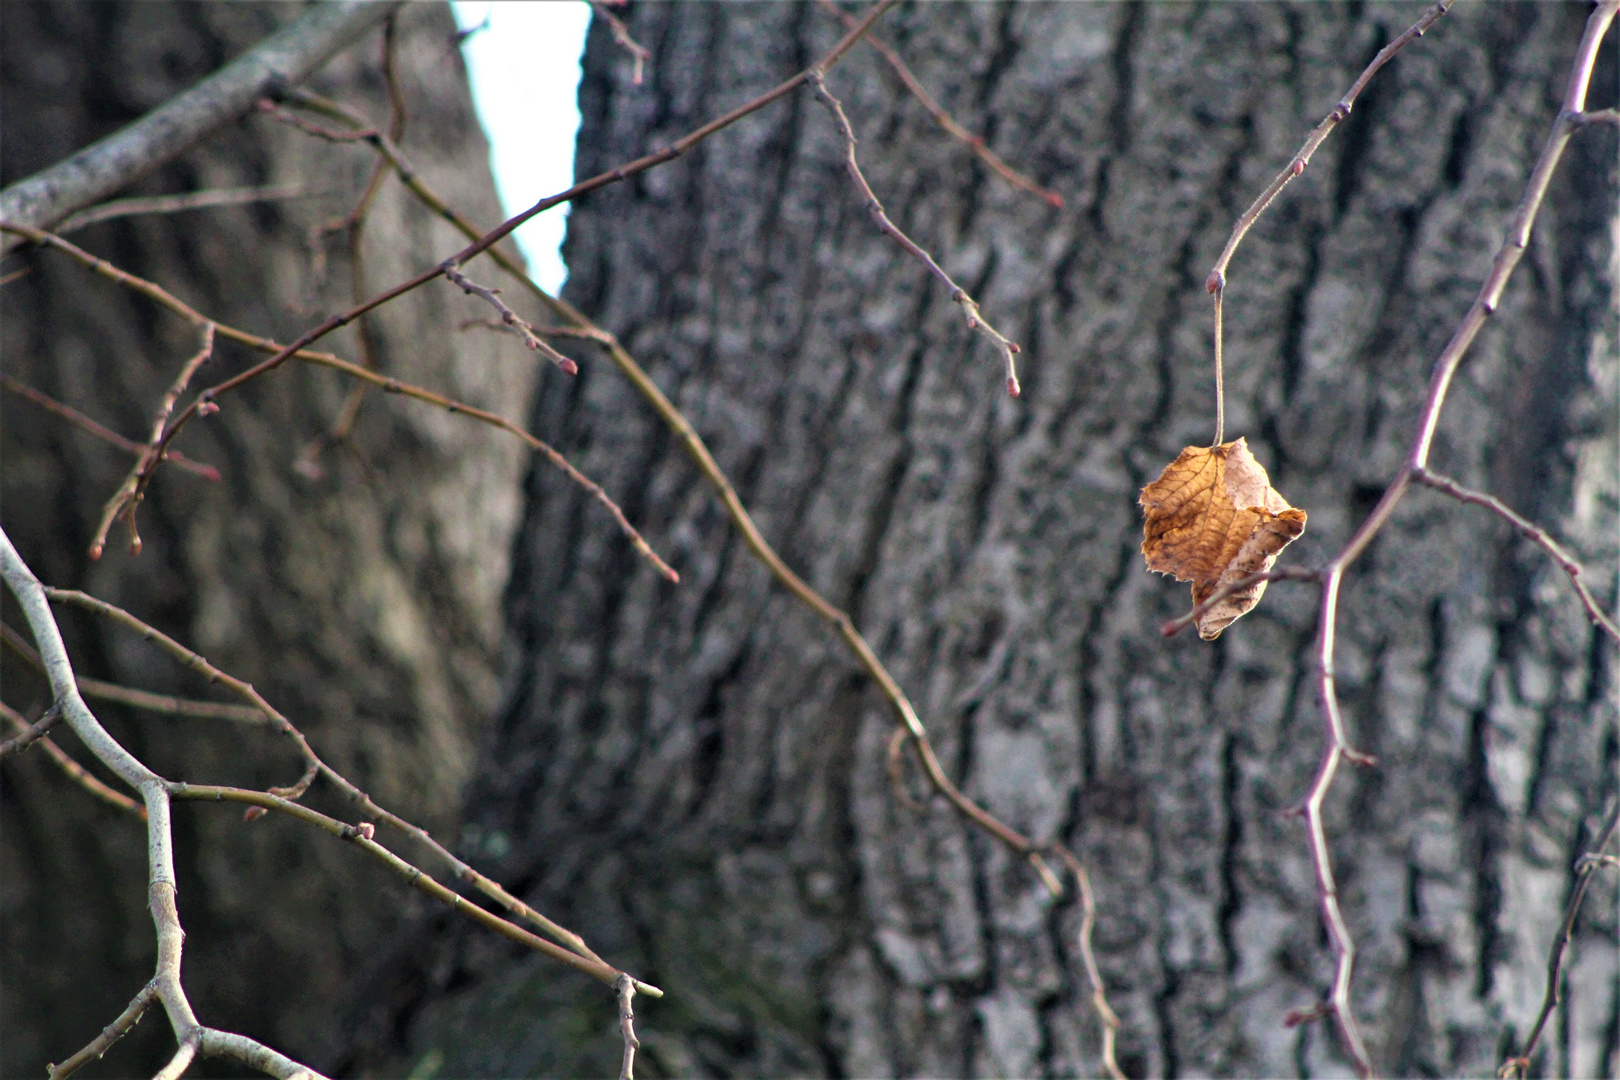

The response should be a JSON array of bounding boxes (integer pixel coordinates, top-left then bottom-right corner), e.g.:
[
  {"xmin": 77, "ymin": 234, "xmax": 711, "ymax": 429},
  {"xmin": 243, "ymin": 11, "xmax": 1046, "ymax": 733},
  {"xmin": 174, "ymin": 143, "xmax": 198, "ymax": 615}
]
[{"xmin": 0, "ymin": 1, "xmax": 400, "ymax": 247}]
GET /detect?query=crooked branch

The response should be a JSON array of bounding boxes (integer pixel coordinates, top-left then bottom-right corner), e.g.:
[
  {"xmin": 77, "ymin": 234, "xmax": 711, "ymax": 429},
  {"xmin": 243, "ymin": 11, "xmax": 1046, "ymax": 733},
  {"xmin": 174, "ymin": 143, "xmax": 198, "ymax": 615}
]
[
  {"xmin": 1284, "ymin": 4, "xmax": 1619, "ymax": 1073},
  {"xmin": 816, "ymin": 0, "xmax": 1062, "ymax": 208},
  {"xmin": 1412, "ymin": 467, "xmax": 1619, "ymax": 643},
  {"xmin": 808, "ymin": 72, "xmax": 1023, "ymax": 397},
  {"xmin": 1499, "ymin": 800, "xmax": 1620, "ymax": 1079},
  {"xmin": 1, "ymin": 374, "xmax": 219, "ymax": 479}
]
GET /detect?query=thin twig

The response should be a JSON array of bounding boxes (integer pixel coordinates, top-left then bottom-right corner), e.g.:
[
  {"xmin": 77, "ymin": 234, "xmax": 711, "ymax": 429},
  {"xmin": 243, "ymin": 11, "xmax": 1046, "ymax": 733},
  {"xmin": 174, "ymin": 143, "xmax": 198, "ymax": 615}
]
[
  {"xmin": 1295, "ymin": 6, "xmax": 1619, "ymax": 1072},
  {"xmin": 615, "ymin": 974, "xmax": 641, "ymax": 1080},
  {"xmin": 590, "ymin": 2, "xmax": 650, "ymax": 86},
  {"xmin": 1499, "ymin": 800, "xmax": 1620, "ymax": 1079},
  {"xmin": 0, "ymin": 225, "xmax": 676, "ymax": 584},
  {"xmin": 170, "ymin": 782, "xmax": 640, "ymax": 991},
  {"xmin": 42, "ymin": 585, "xmax": 655, "ymax": 991},
  {"xmin": 808, "ymin": 72, "xmax": 1023, "ymax": 396},
  {"xmin": 0, "ymin": 700, "xmax": 61, "ymax": 760},
  {"xmin": 1160, "ymin": 567, "xmax": 1321, "ymax": 638},
  {"xmin": 47, "ymin": 983, "xmax": 158, "ymax": 1080},
  {"xmin": 54, "ymin": 185, "xmax": 314, "ymax": 235},
  {"xmin": 1054, "ymin": 848, "xmax": 1126, "ymax": 1080},
  {"xmin": 256, "ymin": 61, "xmax": 1124, "ymax": 1070},
  {"xmin": 1205, "ymin": 0, "xmax": 1456, "ymax": 294},
  {"xmin": 815, "ymin": 0, "xmax": 1062, "ymax": 208},
  {"xmin": 1412, "ymin": 468, "xmax": 1619, "ymax": 643},
  {"xmin": 442, "ymin": 265, "xmax": 579, "ymax": 374},
  {"xmin": 2, "ymin": 620, "xmax": 270, "ymax": 725},
  {"xmin": 0, "ymin": 0, "xmax": 901, "ymax": 509},
  {"xmin": 458, "ymin": 317, "xmax": 613, "ymax": 344},
  {"xmin": 1203, "ymin": 0, "xmax": 1455, "ymax": 475},
  {"xmin": 286, "ymin": 19, "xmax": 403, "ymax": 477},
  {"xmin": 1211, "ymin": 284, "xmax": 1226, "ymax": 446},
  {"xmin": 89, "ymin": 322, "xmax": 215, "ymax": 558},
  {"xmin": 0, "ymin": 374, "xmax": 219, "ymax": 479},
  {"xmin": 0, "ymin": 700, "xmax": 147, "ymax": 819}
]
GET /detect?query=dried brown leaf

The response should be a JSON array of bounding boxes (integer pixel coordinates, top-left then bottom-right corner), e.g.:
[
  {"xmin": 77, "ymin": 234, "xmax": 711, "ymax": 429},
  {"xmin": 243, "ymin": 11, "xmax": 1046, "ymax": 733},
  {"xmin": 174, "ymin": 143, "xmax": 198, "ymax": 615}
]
[{"xmin": 1140, "ymin": 438, "xmax": 1307, "ymax": 640}]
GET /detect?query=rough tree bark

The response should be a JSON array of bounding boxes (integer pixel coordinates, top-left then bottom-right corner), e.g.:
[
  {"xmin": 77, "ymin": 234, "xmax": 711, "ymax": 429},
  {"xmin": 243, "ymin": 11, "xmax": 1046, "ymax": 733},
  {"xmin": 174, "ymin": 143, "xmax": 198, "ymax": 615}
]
[
  {"xmin": 1, "ymin": 3, "xmax": 534, "ymax": 1073},
  {"xmin": 346, "ymin": 3, "xmax": 1617, "ymax": 1078}
]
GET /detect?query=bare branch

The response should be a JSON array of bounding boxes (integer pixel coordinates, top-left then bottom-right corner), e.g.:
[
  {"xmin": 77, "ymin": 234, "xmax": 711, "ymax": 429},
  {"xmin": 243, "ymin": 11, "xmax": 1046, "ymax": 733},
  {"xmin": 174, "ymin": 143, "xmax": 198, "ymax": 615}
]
[
  {"xmin": 47, "ymin": 983, "xmax": 158, "ymax": 1080},
  {"xmin": 1, "ymin": 374, "xmax": 220, "ymax": 479},
  {"xmin": 1499, "ymin": 800, "xmax": 1620, "ymax": 1079},
  {"xmin": 1, "ymin": 225, "xmax": 678, "ymax": 584},
  {"xmin": 1205, "ymin": 0, "xmax": 1456, "ymax": 294},
  {"xmin": 615, "ymin": 974, "xmax": 641, "ymax": 1080},
  {"xmin": 442, "ymin": 264, "xmax": 579, "ymax": 374},
  {"xmin": 0, "ymin": 2, "xmax": 402, "ymax": 243},
  {"xmin": 42, "ymin": 584, "xmax": 652, "ymax": 988},
  {"xmin": 170, "ymin": 783, "xmax": 644, "ymax": 993},
  {"xmin": 0, "ymin": 700, "xmax": 61, "ymax": 760},
  {"xmin": 0, "ymin": 701, "xmax": 147, "ymax": 819},
  {"xmin": 0, "ymin": 0, "xmax": 902, "ymax": 513},
  {"xmin": 90, "ymin": 323, "xmax": 215, "ymax": 559},
  {"xmin": 320, "ymin": 94, "xmax": 1122, "ymax": 1065},
  {"xmin": 808, "ymin": 72, "xmax": 1023, "ymax": 396},
  {"xmin": 590, "ymin": 2, "xmax": 651, "ymax": 86},
  {"xmin": 1412, "ymin": 467, "xmax": 1619, "ymax": 643},
  {"xmin": 1291, "ymin": 6, "xmax": 1620, "ymax": 1071},
  {"xmin": 53, "ymin": 185, "xmax": 315, "ymax": 235},
  {"xmin": 815, "ymin": 0, "xmax": 1062, "ymax": 208}
]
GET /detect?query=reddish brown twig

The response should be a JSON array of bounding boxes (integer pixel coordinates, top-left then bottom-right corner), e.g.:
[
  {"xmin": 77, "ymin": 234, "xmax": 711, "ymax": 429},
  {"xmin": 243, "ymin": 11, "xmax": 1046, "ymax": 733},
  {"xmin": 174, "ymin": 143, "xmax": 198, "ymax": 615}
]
[
  {"xmin": 260, "ymin": 56, "xmax": 1125, "ymax": 1073},
  {"xmin": 442, "ymin": 265, "xmax": 579, "ymax": 374},
  {"xmin": 1205, "ymin": 0, "xmax": 1456, "ymax": 447},
  {"xmin": 815, "ymin": 0, "xmax": 1062, "ymax": 208},
  {"xmin": 1412, "ymin": 469, "xmax": 1613, "ymax": 647},
  {"xmin": 1205, "ymin": 0, "xmax": 1456, "ymax": 296},
  {"xmin": 808, "ymin": 72, "xmax": 1023, "ymax": 397},
  {"xmin": 0, "ymin": 374, "xmax": 219, "ymax": 479},
  {"xmin": 1292, "ymin": 5, "xmax": 1618, "ymax": 1073},
  {"xmin": 286, "ymin": 20, "xmax": 405, "ymax": 477},
  {"xmin": 1412, "ymin": 467, "xmax": 1619, "ymax": 643},
  {"xmin": 0, "ymin": 0, "xmax": 901, "ymax": 517},
  {"xmin": 590, "ymin": 2, "xmax": 650, "ymax": 86},
  {"xmin": 1499, "ymin": 800, "xmax": 1620, "ymax": 1079},
  {"xmin": 89, "ymin": 322, "xmax": 215, "ymax": 559},
  {"xmin": 458, "ymin": 317, "xmax": 613, "ymax": 344}
]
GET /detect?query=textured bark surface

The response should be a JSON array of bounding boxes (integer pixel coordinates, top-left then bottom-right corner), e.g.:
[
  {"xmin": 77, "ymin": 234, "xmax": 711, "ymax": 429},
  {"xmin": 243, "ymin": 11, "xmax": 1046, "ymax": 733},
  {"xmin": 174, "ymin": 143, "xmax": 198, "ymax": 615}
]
[
  {"xmin": 354, "ymin": 4, "xmax": 1618, "ymax": 1078},
  {"xmin": 1, "ymin": 3, "xmax": 534, "ymax": 1074}
]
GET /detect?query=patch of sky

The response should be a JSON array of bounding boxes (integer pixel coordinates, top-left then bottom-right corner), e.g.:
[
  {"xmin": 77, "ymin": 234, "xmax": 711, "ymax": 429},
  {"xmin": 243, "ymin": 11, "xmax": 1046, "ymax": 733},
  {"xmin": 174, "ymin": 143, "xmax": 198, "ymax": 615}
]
[{"xmin": 449, "ymin": 2, "xmax": 591, "ymax": 294}]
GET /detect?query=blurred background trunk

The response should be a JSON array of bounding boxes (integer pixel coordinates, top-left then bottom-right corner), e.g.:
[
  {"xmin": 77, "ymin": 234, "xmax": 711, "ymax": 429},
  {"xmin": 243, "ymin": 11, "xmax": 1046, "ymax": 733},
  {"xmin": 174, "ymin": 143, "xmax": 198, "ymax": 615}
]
[
  {"xmin": 342, "ymin": 3, "xmax": 1617, "ymax": 1078},
  {"xmin": 1, "ymin": 3, "xmax": 536, "ymax": 1074}
]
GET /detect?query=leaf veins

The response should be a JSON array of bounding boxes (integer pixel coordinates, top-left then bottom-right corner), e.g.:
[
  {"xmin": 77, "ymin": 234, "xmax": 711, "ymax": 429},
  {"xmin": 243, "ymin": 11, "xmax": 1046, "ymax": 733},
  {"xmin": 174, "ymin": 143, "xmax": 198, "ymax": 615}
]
[{"xmin": 1140, "ymin": 438, "xmax": 1307, "ymax": 640}]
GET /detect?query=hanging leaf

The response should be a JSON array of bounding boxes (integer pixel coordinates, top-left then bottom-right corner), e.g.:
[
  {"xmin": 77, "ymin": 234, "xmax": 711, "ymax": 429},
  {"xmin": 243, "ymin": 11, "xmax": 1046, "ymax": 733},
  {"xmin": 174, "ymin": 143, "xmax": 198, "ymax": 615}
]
[{"xmin": 1139, "ymin": 438, "xmax": 1307, "ymax": 640}]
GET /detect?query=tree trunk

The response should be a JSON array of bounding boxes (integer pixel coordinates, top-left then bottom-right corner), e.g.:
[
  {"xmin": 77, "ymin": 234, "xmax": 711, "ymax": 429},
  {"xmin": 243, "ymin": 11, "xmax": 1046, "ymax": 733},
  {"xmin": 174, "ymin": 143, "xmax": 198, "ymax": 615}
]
[
  {"xmin": 352, "ymin": 3, "xmax": 1617, "ymax": 1078},
  {"xmin": 1, "ymin": 3, "xmax": 533, "ymax": 1073}
]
